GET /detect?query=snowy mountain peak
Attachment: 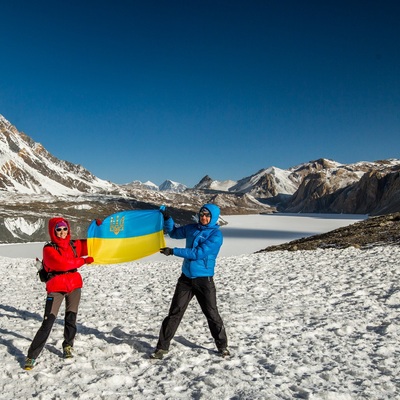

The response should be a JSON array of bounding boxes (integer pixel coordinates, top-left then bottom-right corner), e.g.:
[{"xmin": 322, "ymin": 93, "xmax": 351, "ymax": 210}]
[
  {"xmin": 1, "ymin": 114, "xmax": 399, "ymax": 221},
  {"xmin": 0, "ymin": 114, "xmax": 11, "ymax": 126},
  {"xmin": 159, "ymin": 179, "xmax": 187, "ymax": 193},
  {"xmin": 0, "ymin": 114, "xmax": 119, "ymax": 196},
  {"xmin": 142, "ymin": 181, "xmax": 159, "ymax": 190}
]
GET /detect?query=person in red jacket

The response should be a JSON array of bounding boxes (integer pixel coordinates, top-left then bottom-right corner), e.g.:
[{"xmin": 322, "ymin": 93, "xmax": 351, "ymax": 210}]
[{"xmin": 23, "ymin": 217, "xmax": 94, "ymax": 370}]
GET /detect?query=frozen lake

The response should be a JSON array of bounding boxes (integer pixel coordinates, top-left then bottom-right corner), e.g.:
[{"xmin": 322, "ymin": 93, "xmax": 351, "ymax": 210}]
[{"xmin": 0, "ymin": 213, "xmax": 366, "ymax": 260}]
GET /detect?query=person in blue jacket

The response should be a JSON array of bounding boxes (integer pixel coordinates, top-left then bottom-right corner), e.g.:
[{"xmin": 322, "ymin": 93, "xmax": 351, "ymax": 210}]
[{"xmin": 150, "ymin": 203, "xmax": 229, "ymax": 359}]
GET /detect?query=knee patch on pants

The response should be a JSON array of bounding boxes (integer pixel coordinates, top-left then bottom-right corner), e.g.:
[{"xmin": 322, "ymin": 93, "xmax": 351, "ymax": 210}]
[
  {"xmin": 42, "ymin": 313, "xmax": 56, "ymax": 329},
  {"xmin": 65, "ymin": 311, "xmax": 77, "ymax": 325}
]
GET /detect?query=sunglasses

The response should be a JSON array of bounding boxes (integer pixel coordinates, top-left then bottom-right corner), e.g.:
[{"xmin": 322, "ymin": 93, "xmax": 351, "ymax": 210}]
[
  {"xmin": 199, "ymin": 212, "xmax": 211, "ymax": 218},
  {"xmin": 55, "ymin": 227, "xmax": 68, "ymax": 232}
]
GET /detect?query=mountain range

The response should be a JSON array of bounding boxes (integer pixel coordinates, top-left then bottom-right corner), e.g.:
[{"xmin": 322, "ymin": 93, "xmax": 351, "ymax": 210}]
[{"xmin": 1, "ymin": 114, "xmax": 399, "ymax": 243}]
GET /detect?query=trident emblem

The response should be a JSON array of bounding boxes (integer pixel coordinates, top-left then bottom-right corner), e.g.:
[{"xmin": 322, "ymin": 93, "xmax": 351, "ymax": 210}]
[{"xmin": 110, "ymin": 215, "xmax": 125, "ymax": 235}]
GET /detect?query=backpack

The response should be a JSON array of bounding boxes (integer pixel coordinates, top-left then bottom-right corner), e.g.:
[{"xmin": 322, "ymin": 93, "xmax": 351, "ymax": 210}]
[{"xmin": 37, "ymin": 241, "xmax": 77, "ymax": 282}]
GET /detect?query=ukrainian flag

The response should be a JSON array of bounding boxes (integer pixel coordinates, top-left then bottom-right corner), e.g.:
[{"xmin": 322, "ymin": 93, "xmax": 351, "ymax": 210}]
[{"xmin": 87, "ymin": 210, "xmax": 166, "ymax": 264}]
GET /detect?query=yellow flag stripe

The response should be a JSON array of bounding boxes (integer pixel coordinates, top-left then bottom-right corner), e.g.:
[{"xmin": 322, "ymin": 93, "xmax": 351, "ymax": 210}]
[{"xmin": 88, "ymin": 231, "xmax": 166, "ymax": 264}]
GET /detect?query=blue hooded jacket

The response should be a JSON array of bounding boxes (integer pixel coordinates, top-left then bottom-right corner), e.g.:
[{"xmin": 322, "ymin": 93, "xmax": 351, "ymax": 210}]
[{"xmin": 164, "ymin": 203, "xmax": 223, "ymax": 278}]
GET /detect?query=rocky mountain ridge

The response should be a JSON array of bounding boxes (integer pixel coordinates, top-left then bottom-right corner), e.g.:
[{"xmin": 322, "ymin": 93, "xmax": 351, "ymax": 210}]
[
  {"xmin": 1, "ymin": 113, "xmax": 399, "ymax": 244},
  {"xmin": 0, "ymin": 115, "xmax": 186, "ymax": 195},
  {"xmin": 0, "ymin": 115, "xmax": 119, "ymax": 196},
  {"xmin": 198, "ymin": 158, "xmax": 400, "ymax": 216}
]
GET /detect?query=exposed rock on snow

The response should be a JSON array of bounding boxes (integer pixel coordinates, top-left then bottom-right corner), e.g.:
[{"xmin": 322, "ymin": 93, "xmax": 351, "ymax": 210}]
[{"xmin": 259, "ymin": 212, "xmax": 400, "ymax": 252}]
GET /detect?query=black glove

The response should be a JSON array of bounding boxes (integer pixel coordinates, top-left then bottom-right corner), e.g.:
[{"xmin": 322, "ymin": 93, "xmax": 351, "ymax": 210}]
[
  {"xmin": 160, "ymin": 247, "xmax": 173, "ymax": 256},
  {"xmin": 160, "ymin": 209, "xmax": 170, "ymax": 221}
]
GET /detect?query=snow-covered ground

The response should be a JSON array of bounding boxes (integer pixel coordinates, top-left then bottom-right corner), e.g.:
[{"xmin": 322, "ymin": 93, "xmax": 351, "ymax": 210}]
[{"xmin": 1, "ymin": 214, "xmax": 399, "ymax": 399}]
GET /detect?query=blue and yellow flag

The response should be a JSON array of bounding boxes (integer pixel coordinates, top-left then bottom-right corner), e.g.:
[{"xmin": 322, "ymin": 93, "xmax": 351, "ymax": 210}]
[{"xmin": 87, "ymin": 210, "xmax": 166, "ymax": 264}]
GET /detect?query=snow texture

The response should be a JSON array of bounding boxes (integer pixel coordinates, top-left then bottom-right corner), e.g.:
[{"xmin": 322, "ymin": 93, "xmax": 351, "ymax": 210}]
[{"xmin": 0, "ymin": 215, "xmax": 399, "ymax": 399}]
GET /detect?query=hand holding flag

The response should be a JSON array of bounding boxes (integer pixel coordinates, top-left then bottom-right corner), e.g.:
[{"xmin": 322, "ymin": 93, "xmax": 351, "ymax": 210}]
[
  {"xmin": 87, "ymin": 210, "xmax": 166, "ymax": 264},
  {"xmin": 160, "ymin": 247, "xmax": 173, "ymax": 256}
]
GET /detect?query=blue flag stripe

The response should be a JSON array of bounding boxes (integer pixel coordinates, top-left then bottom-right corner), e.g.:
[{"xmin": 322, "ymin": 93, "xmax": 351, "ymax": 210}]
[{"xmin": 87, "ymin": 210, "xmax": 163, "ymax": 239}]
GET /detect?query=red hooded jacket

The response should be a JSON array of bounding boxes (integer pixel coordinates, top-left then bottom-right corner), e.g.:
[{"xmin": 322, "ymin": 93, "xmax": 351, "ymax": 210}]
[{"xmin": 43, "ymin": 217, "xmax": 88, "ymax": 293}]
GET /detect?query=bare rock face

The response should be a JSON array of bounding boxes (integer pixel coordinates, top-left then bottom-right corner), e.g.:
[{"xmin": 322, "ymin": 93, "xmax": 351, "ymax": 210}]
[
  {"xmin": 194, "ymin": 175, "xmax": 214, "ymax": 190},
  {"xmin": 329, "ymin": 169, "xmax": 400, "ymax": 215},
  {"xmin": 285, "ymin": 163, "xmax": 400, "ymax": 215},
  {"xmin": 285, "ymin": 169, "xmax": 359, "ymax": 213},
  {"xmin": 372, "ymin": 170, "xmax": 400, "ymax": 215},
  {"xmin": 245, "ymin": 173, "xmax": 280, "ymax": 198}
]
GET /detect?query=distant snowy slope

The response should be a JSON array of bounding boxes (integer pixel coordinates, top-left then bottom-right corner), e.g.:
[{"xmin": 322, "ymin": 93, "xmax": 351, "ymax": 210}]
[
  {"xmin": 194, "ymin": 167, "xmax": 299, "ymax": 196},
  {"xmin": 229, "ymin": 166, "xmax": 299, "ymax": 196},
  {"xmin": 122, "ymin": 180, "xmax": 159, "ymax": 191},
  {"xmin": 3, "ymin": 217, "xmax": 45, "ymax": 239},
  {"xmin": 210, "ymin": 180, "xmax": 238, "ymax": 191}
]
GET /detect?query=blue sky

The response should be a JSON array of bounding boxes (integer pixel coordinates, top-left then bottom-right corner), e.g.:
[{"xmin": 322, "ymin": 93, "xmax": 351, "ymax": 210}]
[{"xmin": 1, "ymin": 1, "xmax": 399, "ymax": 187}]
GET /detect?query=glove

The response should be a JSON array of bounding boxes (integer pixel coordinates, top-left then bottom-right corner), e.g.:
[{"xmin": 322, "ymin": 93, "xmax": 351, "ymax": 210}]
[
  {"xmin": 160, "ymin": 209, "xmax": 170, "ymax": 221},
  {"xmin": 95, "ymin": 219, "xmax": 102, "ymax": 226},
  {"xmin": 84, "ymin": 256, "xmax": 94, "ymax": 264},
  {"xmin": 160, "ymin": 247, "xmax": 173, "ymax": 256}
]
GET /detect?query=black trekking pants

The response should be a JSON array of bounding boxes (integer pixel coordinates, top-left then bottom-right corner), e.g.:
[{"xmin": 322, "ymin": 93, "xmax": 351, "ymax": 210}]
[
  {"xmin": 157, "ymin": 274, "xmax": 228, "ymax": 351},
  {"xmin": 27, "ymin": 289, "xmax": 81, "ymax": 359}
]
